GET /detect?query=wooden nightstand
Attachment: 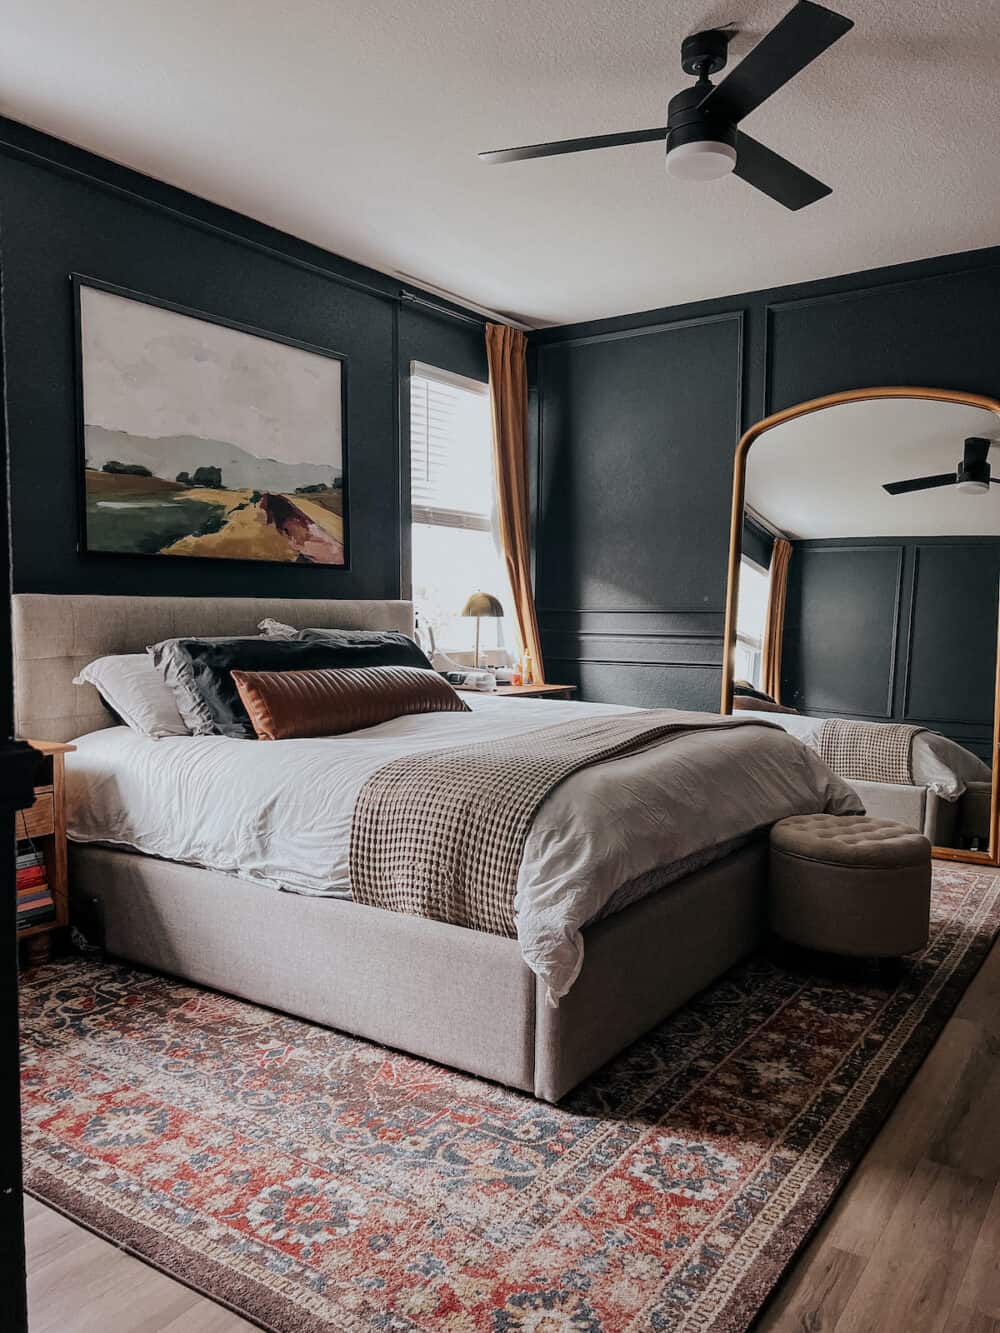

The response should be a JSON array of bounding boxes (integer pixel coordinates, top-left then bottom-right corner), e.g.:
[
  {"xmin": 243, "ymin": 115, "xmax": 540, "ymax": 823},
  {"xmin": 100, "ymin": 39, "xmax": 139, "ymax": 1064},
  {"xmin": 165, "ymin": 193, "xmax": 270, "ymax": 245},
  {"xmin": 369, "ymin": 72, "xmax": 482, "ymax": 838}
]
[
  {"xmin": 18, "ymin": 741, "xmax": 75, "ymax": 965},
  {"xmin": 491, "ymin": 683, "xmax": 577, "ymax": 700}
]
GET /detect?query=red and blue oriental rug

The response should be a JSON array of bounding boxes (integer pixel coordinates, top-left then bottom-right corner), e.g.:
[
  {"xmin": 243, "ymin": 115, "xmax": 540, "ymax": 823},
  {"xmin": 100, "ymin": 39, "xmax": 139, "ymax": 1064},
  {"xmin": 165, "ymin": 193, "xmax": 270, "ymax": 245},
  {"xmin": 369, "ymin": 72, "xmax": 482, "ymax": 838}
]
[{"xmin": 19, "ymin": 862, "xmax": 1000, "ymax": 1332}]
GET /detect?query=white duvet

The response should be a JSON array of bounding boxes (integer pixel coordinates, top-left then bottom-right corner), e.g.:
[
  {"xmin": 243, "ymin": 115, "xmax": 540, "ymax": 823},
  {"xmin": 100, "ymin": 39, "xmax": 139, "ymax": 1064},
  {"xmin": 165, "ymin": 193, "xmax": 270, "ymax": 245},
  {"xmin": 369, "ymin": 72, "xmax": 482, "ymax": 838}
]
[
  {"xmin": 66, "ymin": 695, "xmax": 861, "ymax": 1001},
  {"xmin": 735, "ymin": 709, "xmax": 991, "ymax": 800}
]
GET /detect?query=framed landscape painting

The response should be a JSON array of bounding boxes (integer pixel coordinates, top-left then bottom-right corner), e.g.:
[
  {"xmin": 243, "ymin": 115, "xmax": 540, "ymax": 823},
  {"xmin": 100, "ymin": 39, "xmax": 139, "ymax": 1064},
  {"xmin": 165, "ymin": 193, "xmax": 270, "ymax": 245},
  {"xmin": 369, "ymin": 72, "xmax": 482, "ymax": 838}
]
[{"xmin": 73, "ymin": 276, "xmax": 348, "ymax": 566}]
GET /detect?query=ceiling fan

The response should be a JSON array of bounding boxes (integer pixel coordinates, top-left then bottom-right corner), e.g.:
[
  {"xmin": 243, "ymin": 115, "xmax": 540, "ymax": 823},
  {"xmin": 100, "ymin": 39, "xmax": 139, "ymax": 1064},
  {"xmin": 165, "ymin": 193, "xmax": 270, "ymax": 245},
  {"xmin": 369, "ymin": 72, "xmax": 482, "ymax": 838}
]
[
  {"xmin": 883, "ymin": 438, "xmax": 1000, "ymax": 496},
  {"xmin": 478, "ymin": 0, "xmax": 853, "ymax": 211}
]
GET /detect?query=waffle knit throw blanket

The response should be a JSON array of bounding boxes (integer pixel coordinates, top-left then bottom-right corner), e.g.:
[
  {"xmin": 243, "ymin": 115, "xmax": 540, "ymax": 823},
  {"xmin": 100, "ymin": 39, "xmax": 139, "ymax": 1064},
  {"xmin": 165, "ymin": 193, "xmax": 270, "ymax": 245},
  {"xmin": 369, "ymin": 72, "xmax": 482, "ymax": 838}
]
[
  {"xmin": 816, "ymin": 716, "xmax": 926, "ymax": 786},
  {"xmin": 350, "ymin": 709, "xmax": 771, "ymax": 937}
]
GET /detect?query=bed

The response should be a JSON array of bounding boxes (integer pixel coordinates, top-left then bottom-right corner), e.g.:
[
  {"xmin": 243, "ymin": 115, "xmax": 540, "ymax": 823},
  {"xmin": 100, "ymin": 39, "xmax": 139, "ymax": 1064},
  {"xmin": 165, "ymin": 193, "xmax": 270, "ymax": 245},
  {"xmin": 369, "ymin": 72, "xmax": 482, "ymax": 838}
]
[
  {"xmin": 13, "ymin": 592, "xmax": 861, "ymax": 1101},
  {"xmin": 734, "ymin": 707, "xmax": 992, "ymax": 846}
]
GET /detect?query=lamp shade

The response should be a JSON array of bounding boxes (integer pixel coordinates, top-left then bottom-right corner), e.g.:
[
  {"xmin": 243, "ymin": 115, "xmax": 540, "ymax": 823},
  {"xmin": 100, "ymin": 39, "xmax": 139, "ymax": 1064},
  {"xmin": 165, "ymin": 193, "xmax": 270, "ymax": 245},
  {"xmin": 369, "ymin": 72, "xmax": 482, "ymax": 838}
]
[{"xmin": 460, "ymin": 592, "xmax": 504, "ymax": 618}]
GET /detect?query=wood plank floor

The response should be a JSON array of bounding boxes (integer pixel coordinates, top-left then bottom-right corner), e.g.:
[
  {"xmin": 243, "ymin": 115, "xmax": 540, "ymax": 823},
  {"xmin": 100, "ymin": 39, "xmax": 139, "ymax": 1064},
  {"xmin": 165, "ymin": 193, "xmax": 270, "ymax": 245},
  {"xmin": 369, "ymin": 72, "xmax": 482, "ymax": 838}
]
[
  {"xmin": 758, "ymin": 933, "xmax": 1000, "ymax": 1333},
  {"xmin": 25, "ymin": 935, "xmax": 1000, "ymax": 1332},
  {"xmin": 24, "ymin": 1195, "xmax": 255, "ymax": 1332}
]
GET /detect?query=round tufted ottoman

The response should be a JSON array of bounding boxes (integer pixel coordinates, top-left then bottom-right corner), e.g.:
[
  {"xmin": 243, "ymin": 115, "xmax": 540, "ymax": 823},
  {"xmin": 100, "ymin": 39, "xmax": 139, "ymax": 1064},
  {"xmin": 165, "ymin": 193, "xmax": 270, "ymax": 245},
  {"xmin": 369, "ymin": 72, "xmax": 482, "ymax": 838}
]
[{"xmin": 769, "ymin": 814, "xmax": 931, "ymax": 958}]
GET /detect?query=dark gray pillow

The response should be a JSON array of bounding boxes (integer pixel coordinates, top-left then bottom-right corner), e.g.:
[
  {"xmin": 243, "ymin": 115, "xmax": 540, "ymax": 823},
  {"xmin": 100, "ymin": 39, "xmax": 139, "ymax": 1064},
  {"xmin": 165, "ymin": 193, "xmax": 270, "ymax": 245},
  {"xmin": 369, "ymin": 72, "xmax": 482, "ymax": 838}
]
[
  {"xmin": 151, "ymin": 635, "xmax": 435, "ymax": 739},
  {"xmin": 259, "ymin": 617, "xmax": 432, "ymax": 668},
  {"xmin": 149, "ymin": 636, "xmax": 265, "ymax": 735},
  {"xmin": 296, "ymin": 627, "xmax": 432, "ymax": 663}
]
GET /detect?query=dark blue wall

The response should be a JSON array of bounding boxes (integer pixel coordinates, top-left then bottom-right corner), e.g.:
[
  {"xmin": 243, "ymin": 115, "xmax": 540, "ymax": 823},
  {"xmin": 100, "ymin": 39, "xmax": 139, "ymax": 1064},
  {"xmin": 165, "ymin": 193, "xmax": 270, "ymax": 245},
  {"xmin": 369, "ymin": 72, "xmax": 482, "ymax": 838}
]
[
  {"xmin": 782, "ymin": 536, "xmax": 1000, "ymax": 761},
  {"xmin": 532, "ymin": 247, "xmax": 1000, "ymax": 706},
  {"xmin": 0, "ymin": 117, "xmax": 486, "ymax": 601}
]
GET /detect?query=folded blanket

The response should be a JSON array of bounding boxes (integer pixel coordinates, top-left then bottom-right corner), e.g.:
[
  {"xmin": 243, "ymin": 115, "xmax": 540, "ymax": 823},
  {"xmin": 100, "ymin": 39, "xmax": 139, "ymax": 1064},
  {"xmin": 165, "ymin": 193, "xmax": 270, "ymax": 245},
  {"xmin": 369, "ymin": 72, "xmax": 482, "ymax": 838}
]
[
  {"xmin": 350, "ymin": 710, "xmax": 779, "ymax": 937},
  {"xmin": 817, "ymin": 717, "xmax": 926, "ymax": 786}
]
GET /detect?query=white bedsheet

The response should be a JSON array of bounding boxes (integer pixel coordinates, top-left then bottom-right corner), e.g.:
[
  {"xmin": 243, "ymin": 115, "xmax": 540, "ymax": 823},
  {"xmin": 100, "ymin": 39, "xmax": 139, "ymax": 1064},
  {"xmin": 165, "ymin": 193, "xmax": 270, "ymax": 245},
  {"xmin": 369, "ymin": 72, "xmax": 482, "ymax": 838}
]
[
  {"xmin": 735, "ymin": 710, "xmax": 991, "ymax": 800},
  {"xmin": 66, "ymin": 696, "xmax": 861, "ymax": 1000}
]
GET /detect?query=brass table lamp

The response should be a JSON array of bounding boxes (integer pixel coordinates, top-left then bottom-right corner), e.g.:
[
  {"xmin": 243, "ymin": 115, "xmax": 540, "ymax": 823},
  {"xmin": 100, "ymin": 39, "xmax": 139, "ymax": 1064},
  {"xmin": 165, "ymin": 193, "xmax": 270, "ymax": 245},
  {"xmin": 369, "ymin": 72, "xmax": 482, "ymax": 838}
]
[{"xmin": 460, "ymin": 591, "xmax": 504, "ymax": 670}]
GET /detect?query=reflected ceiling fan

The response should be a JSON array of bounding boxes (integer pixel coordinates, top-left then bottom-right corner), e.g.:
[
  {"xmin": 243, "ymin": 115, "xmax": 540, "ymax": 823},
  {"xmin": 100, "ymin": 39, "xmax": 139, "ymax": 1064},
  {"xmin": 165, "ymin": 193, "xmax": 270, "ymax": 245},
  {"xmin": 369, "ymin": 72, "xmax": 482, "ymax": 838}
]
[
  {"xmin": 883, "ymin": 438, "xmax": 1000, "ymax": 496},
  {"xmin": 478, "ymin": 0, "xmax": 853, "ymax": 211}
]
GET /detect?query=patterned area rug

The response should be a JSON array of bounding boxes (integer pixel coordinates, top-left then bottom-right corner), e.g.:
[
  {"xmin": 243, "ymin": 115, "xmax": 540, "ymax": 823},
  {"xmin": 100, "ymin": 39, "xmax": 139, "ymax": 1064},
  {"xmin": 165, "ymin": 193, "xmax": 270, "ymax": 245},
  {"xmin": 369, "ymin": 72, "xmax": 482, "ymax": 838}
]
[{"xmin": 20, "ymin": 863, "xmax": 1000, "ymax": 1333}]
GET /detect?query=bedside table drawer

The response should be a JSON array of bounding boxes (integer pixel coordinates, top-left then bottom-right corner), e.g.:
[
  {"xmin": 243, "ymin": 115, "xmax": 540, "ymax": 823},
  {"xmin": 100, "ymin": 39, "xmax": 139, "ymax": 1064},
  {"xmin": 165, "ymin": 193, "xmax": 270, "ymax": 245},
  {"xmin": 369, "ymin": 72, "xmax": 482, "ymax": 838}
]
[{"xmin": 21, "ymin": 787, "xmax": 54, "ymax": 839}]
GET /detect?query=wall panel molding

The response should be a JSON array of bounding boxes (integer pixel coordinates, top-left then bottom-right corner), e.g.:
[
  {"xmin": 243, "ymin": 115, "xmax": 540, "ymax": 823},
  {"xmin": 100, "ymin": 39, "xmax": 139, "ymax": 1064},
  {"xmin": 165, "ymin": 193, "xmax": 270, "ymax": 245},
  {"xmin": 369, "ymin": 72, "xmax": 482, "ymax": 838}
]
[
  {"xmin": 554, "ymin": 659, "xmax": 724, "ymax": 711},
  {"xmin": 782, "ymin": 543, "xmax": 903, "ymax": 720},
  {"xmin": 538, "ymin": 607, "xmax": 725, "ymax": 639},
  {"xmin": 545, "ymin": 656, "xmax": 721, "ymax": 670},
  {"xmin": 535, "ymin": 309, "xmax": 745, "ymax": 576},
  {"xmin": 781, "ymin": 537, "xmax": 998, "ymax": 759},
  {"xmin": 902, "ymin": 542, "xmax": 1000, "ymax": 733},
  {"xmin": 534, "ymin": 311, "xmax": 742, "ymax": 703},
  {"xmin": 543, "ymin": 637, "xmax": 723, "ymax": 668},
  {"xmin": 537, "ymin": 309, "xmax": 745, "ymax": 352},
  {"xmin": 763, "ymin": 259, "xmax": 1000, "ymax": 415}
]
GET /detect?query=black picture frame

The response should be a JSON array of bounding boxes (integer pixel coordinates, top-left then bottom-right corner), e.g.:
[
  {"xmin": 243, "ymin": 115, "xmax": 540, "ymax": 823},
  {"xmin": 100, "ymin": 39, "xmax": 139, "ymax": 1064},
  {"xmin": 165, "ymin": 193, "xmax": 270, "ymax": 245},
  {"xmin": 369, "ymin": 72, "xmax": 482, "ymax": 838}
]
[{"xmin": 71, "ymin": 274, "xmax": 351, "ymax": 570}]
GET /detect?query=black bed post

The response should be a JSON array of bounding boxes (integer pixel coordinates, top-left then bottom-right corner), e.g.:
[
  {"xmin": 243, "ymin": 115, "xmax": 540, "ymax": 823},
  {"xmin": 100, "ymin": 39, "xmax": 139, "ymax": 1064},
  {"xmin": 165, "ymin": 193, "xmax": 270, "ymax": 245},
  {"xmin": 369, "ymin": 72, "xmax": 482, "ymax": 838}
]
[{"xmin": 0, "ymin": 207, "xmax": 37, "ymax": 1333}]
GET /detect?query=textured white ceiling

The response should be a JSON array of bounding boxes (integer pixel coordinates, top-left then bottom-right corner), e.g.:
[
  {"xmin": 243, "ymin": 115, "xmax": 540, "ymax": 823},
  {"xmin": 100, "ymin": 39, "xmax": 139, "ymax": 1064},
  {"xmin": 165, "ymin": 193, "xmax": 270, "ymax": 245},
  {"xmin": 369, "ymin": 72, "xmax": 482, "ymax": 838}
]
[
  {"xmin": 746, "ymin": 399, "xmax": 1000, "ymax": 538},
  {"xmin": 2, "ymin": 1, "xmax": 999, "ymax": 325}
]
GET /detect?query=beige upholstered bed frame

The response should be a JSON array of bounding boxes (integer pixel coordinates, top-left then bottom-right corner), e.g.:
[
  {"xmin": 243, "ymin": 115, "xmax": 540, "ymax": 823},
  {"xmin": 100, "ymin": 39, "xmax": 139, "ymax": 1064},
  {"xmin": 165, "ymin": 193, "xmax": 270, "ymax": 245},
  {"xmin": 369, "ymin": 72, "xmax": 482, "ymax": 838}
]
[
  {"xmin": 13, "ymin": 593, "xmax": 418, "ymax": 743},
  {"xmin": 12, "ymin": 592, "xmax": 767, "ymax": 1101}
]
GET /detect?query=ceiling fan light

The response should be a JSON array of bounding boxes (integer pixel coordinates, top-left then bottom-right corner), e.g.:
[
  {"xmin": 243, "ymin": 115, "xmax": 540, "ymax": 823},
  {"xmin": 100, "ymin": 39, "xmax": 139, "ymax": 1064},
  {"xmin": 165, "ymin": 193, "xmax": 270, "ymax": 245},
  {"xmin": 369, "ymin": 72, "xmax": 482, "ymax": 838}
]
[
  {"xmin": 958, "ymin": 479, "xmax": 989, "ymax": 495},
  {"xmin": 666, "ymin": 139, "xmax": 737, "ymax": 181}
]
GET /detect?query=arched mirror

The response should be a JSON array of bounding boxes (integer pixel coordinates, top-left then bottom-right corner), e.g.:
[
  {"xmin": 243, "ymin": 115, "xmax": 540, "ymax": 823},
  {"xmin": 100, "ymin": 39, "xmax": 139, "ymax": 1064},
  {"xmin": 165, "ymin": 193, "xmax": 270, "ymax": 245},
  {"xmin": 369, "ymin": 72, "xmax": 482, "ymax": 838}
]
[{"xmin": 722, "ymin": 388, "xmax": 1000, "ymax": 865}]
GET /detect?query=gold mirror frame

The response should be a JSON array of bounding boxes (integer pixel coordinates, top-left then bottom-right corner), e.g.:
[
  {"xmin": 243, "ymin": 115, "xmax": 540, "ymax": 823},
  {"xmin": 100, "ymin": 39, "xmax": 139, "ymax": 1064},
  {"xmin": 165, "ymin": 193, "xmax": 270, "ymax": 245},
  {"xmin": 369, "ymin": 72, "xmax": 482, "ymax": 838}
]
[{"xmin": 721, "ymin": 386, "xmax": 1000, "ymax": 866}]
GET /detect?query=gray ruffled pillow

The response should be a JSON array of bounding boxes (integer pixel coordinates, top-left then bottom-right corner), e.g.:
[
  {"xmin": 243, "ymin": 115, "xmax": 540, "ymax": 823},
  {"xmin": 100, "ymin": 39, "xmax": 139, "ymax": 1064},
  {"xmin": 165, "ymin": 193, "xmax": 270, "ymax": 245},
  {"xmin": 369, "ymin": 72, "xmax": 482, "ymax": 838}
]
[{"xmin": 148, "ymin": 636, "xmax": 265, "ymax": 735}]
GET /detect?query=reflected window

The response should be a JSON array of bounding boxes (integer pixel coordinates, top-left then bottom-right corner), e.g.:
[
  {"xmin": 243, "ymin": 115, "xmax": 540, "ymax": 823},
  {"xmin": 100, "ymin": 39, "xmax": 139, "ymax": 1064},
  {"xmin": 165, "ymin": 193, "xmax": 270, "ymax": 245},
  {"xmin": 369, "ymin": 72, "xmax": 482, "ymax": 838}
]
[{"xmin": 736, "ymin": 557, "xmax": 769, "ymax": 688}]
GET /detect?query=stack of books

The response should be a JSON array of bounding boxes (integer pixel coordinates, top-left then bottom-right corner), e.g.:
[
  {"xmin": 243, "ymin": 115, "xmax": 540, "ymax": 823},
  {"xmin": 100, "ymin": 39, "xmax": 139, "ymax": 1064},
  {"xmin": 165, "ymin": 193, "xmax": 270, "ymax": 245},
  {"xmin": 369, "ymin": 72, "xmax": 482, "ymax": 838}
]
[{"xmin": 17, "ymin": 846, "xmax": 54, "ymax": 930}]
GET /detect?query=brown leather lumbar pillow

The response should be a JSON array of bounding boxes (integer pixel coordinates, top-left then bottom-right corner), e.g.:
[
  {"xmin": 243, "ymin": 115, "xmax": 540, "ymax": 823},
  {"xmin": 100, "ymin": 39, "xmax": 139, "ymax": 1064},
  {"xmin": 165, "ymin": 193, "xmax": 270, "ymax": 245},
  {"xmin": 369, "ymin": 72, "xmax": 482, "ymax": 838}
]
[{"xmin": 231, "ymin": 664, "xmax": 470, "ymax": 740}]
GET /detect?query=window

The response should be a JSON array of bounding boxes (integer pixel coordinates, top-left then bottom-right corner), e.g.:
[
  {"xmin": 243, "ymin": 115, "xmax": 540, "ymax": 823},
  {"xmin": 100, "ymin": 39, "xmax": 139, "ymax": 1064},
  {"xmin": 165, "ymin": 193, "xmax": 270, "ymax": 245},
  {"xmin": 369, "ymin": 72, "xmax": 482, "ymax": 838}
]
[
  {"xmin": 735, "ymin": 556, "xmax": 770, "ymax": 687},
  {"xmin": 409, "ymin": 363, "xmax": 511, "ymax": 657}
]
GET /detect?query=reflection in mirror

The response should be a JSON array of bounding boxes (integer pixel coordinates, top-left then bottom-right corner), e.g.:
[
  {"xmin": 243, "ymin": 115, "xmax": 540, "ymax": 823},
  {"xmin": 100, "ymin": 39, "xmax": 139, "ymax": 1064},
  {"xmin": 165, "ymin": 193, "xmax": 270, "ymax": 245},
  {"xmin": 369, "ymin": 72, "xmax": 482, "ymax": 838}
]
[{"xmin": 731, "ymin": 395, "xmax": 1000, "ymax": 856}]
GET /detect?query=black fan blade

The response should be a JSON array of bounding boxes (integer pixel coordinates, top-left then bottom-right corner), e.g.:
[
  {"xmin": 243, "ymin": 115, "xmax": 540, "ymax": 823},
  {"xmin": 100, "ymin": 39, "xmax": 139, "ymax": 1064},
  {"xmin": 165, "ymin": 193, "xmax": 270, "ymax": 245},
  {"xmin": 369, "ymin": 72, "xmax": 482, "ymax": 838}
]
[
  {"xmin": 733, "ymin": 132, "xmax": 831, "ymax": 210},
  {"xmin": 883, "ymin": 474, "xmax": 957, "ymax": 495},
  {"xmin": 699, "ymin": 1, "xmax": 853, "ymax": 124},
  {"xmin": 479, "ymin": 127, "xmax": 667, "ymax": 164}
]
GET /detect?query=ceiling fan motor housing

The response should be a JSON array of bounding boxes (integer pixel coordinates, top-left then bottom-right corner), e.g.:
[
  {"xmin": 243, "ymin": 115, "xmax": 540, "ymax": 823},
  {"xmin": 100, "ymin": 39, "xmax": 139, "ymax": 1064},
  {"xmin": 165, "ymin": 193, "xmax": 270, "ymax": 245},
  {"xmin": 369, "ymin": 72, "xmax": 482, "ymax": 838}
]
[
  {"xmin": 666, "ymin": 85, "xmax": 737, "ymax": 154},
  {"xmin": 959, "ymin": 459, "xmax": 990, "ymax": 484},
  {"xmin": 667, "ymin": 30, "xmax": 737, "ymax": 169},
  {"xmin": 958, "ymin": 437, "xmax": 992, "ymax": 492}
]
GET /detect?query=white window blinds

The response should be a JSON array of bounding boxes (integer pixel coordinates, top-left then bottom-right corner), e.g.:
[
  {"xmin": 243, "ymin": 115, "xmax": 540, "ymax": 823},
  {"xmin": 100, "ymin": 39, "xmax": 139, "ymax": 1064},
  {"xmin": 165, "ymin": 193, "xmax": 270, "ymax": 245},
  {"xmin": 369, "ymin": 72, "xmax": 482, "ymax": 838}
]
[{"xmin": 410, "ymin": 364, "xmax": 492, "ymax": 532}]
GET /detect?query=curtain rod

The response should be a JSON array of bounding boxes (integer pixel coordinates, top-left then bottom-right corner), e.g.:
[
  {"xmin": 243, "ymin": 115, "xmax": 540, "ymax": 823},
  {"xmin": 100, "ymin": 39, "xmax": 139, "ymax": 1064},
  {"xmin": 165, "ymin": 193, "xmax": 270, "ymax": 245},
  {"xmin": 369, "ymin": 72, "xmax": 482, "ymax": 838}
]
[
  {"xmin": 744, "ymin": 504, "xmax": 788, "ymax": 541},
  {"xmin": 397, "ymin": 275, "xmax": 534, "ymax": 333},
  {"xmin": 399, "ymin": 290, "xmax": 487, "ymax": 329}
]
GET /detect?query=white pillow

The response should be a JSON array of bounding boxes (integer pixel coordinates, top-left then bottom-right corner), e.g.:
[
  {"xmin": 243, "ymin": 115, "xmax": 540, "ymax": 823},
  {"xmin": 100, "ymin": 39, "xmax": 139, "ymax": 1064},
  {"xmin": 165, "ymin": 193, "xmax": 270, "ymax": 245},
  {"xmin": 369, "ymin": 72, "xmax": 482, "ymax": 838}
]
[
  {"xmin": 73, "ymin": 654, "xmax": 189, "ymax": 739},
  {"xmin": 258, "ymin": 617, "xmax": 299, "ymax": 638}
]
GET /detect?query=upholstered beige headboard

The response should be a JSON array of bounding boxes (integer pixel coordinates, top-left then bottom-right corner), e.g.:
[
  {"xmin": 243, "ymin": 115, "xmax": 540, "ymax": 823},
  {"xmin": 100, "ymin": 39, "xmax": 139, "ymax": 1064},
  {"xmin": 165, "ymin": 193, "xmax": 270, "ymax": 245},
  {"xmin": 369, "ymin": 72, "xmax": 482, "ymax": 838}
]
[{"xmin": 12, "ymin": 593, "xmax": 415, "ymax": 743}]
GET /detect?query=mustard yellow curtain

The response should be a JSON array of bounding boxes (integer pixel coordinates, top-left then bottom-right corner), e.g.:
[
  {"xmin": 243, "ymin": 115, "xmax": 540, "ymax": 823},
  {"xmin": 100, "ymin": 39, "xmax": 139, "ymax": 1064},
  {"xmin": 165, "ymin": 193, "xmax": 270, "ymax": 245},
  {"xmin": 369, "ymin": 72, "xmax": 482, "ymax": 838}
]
[
  {"xmin": 762, "ymin": 538, "xmax": 792, "ymax": 701},
  {"xmin": 485, "ymin": 323, "xmax": 545, "ymax": 682}
]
